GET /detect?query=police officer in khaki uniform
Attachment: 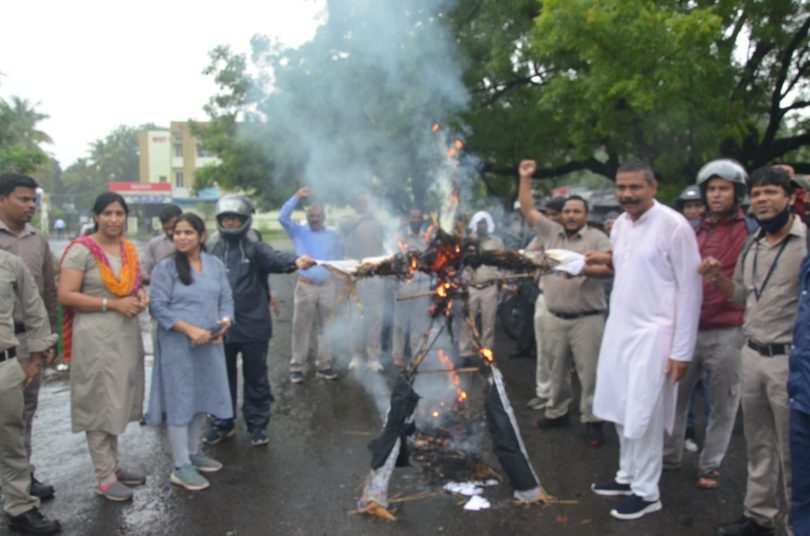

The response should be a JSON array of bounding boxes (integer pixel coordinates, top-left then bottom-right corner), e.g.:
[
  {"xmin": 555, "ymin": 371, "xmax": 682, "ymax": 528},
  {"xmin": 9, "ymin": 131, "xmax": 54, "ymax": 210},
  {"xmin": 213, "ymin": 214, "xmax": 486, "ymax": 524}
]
[{"xmin": 0, "ymin": 249, "xmax": 60, "ymax": 534}]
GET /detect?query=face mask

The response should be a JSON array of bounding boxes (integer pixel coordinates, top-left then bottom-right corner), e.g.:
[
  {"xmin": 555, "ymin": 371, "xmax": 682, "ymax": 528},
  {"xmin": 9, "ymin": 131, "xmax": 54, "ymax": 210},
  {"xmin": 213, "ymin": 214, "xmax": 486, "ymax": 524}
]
[
  {"xmin": 409, "ymin": 222, "xmax": 422, "ymax": 234},
  {"xmin": 755, "ymin": 205, "xmax": 791, "ymax": 234}
]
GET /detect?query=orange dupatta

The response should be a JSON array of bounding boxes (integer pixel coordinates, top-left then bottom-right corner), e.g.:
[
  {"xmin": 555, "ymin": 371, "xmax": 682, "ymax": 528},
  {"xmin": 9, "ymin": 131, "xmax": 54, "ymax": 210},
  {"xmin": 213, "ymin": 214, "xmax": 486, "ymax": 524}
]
[{"xmin": 60, "ymin": 236, "xmax": 142, "ymax": 362}]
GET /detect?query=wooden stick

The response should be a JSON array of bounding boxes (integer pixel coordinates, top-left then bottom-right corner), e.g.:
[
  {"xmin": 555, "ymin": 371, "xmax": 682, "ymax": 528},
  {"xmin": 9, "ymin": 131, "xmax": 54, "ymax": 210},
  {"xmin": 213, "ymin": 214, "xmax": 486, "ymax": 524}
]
[
  {"xmin": 416, "ymin": 367, "xmax": 479, "ymax": 375},
  {"xmin": 395, "ymin": 272, "xmax": 537, "ymax": 301}
]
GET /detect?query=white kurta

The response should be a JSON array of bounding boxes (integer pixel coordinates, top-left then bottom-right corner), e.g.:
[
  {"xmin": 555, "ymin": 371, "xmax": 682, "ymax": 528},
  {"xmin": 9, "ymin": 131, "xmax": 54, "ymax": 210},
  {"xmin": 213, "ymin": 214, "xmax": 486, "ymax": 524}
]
[{"xmin": 593, "ymin": 201, "xmax": 702, "ymax": 439}]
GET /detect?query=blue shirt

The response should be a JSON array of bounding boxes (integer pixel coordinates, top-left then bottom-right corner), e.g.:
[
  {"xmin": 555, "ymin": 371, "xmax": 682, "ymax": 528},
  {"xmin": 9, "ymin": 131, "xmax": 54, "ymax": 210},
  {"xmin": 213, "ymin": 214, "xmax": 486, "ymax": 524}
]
[
  {"xmin": 790, "ymin": 252, "xmax": 810, "ymax": 415},
  {"xmin": 279, "ymin": 196, "xmax": 341, "ymax": 283}
]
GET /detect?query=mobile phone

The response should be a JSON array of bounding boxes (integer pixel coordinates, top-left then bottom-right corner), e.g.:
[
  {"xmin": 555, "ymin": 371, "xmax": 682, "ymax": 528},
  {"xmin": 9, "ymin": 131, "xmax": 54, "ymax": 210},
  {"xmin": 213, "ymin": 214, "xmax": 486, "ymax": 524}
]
[{"xmin": 208, "ymin": 321, "xmax": 225, "ymax": 336}]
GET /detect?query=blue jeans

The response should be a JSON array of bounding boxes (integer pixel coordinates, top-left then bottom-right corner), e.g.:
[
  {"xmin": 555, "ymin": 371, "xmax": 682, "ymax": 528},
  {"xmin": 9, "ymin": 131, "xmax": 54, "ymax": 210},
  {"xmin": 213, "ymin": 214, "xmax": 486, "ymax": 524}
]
[
  {"xmin": 791, "ymin": 407, "xmax": 810, "ymax": 535},
  {"xmin": 214, "ymin": 341, "xmax": 273, "ymax": 434}
]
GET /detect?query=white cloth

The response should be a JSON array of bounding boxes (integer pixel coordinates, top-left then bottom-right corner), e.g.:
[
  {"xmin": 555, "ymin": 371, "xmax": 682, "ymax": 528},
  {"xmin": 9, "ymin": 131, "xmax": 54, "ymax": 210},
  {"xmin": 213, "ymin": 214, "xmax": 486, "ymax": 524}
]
[
  {"xmin": 593, "ymin": 201, "xmax": 702, "ymax": 439},
  {"xmin": 615, "ymin": 389, "xmax": 665, "ymax": 501},
  {"xmin": 468, "ymin": 211, "xmax": 495, "ymax": 234}
]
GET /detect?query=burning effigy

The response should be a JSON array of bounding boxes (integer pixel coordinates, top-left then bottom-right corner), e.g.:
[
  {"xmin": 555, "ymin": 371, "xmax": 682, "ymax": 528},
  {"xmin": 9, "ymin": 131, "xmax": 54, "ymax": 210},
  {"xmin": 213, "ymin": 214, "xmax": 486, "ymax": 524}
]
[{"xmin": 321, "ymin": 225, "xmax": 584, "ymax": 521}]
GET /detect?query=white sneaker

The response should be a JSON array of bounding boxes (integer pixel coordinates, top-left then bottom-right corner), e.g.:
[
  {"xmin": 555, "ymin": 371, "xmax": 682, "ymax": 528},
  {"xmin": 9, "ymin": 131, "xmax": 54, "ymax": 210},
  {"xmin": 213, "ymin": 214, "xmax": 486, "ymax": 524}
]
[
  {"xmin": 348, "ymin": 356, "xmax": 363, "ymax": 370},
  {"xmin": 367, "ymin": 360, "xmax": 384, "ymax": 372}
]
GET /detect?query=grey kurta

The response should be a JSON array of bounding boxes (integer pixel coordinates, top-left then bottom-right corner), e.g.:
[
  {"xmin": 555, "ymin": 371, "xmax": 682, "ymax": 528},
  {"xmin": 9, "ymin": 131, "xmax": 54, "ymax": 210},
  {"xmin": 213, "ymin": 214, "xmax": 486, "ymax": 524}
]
[
  {"xmin": 145, "ymin": 253, "xmax": 235, "ymax": 426},
  {"xmin": 62, "ymin": 243, "xmax": 145, "ymax": 435}
]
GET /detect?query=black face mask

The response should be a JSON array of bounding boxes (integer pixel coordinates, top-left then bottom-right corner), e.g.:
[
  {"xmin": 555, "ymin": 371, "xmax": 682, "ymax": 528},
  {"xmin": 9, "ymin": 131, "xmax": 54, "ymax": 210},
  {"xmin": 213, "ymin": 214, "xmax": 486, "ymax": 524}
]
[{"xmin": 755, "ymin": 205, "xmax": 791, "ymax": 234}]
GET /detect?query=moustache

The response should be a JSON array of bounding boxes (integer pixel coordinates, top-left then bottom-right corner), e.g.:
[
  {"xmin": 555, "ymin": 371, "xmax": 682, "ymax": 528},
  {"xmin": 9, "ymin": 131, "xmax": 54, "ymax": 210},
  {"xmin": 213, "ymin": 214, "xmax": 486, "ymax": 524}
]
[{"xmin": 619, "ymin": 199, "xmax": 639, "ymax": 206}]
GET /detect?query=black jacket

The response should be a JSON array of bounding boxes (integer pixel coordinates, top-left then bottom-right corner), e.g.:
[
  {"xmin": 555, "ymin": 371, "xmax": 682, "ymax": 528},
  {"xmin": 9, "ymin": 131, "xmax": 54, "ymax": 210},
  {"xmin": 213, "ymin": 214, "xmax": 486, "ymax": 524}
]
[{"xmin": 209, "ymin": 236, "xmax": 297, "ymax": 343}]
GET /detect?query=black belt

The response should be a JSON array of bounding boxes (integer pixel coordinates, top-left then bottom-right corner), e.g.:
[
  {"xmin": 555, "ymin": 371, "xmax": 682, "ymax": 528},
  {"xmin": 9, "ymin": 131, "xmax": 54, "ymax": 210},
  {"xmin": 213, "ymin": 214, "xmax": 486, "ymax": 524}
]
[
  {"xmin": 0, "ymin": 347, "xmax": 17, "ymax": 362},
  {"xmin": 548, "ymin": 309, "xmax": 604, "ymax": 320},
  {"xmin": 14, "ymin": 323, "xmax": 25, "ymax": 334},
  {"xmin": 747, "ymin": 339, "xmax": 791, "ymax": 357}
]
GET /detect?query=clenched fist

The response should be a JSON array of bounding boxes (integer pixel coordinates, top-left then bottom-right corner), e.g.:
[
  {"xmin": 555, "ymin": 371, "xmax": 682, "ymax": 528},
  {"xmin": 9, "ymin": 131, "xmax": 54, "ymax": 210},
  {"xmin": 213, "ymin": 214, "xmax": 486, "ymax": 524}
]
[{"xmin": 519, "ymin": 160, "xmax": 537, "ymax": 179}]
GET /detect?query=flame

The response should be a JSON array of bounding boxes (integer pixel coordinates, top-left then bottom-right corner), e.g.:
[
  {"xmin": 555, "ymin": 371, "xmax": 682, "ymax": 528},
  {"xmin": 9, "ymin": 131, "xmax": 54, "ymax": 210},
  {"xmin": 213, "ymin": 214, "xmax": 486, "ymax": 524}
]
[
  {"xmin": 454, "ymin": 139, "xmax": 464, "ymax": 150},
  {"xmin": 437, "ymin": 348, "xmax": 468, "ymax": 404},
  {"xmin": 423, "ymin": 224, "xmax": 434, "ymax": 245},
  {"xmin": 432, "ymin": 411, "xmax": 440, "ymax": 418},
  {"xmin": 480, "ymin": 347, "xmax": 494, "ymax": 363},
  {"xmin": 447, "ymin": 147, "xmax": 457, "ymax": 158},
  {"xmin": 432, "ymin": 123, "xmax": 440, "ymax": 133}
]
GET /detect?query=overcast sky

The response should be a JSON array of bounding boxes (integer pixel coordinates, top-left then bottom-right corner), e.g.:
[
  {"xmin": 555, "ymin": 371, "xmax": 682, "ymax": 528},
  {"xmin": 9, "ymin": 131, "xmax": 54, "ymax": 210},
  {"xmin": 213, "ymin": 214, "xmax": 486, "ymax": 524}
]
[{"xmin": 0, "ymin": 0, "xmax": 325, "ymax": 168}]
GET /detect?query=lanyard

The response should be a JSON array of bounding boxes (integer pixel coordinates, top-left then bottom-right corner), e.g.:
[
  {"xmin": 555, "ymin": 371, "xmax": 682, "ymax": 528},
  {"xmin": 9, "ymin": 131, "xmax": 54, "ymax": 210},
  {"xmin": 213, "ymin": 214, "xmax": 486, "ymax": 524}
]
[{"xmin": 751, "ymin": 236, "xmax": 791, "ymax": 301}]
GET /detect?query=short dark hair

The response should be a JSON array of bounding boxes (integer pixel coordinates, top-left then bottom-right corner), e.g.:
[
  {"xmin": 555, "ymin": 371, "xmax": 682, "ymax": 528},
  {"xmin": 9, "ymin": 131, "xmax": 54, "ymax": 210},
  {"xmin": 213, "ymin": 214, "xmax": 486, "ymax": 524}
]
[
  {"xmin": 158, "ymin": 204, "xmax": 182, "ymax": 224},
  {"xmin": 617, "ymin": 160, "xmax": 656, "ymax": 183},
  {"xmin": 0, "ymin": 172, "xmax": 39, "ymax": 197},
  {"xmin": 564, "ymin": 195, "xmax": 589, "ymax": 214},
  {"xmin": 748, "ymin": 166, "xmax": 795, "ymax": 195}
]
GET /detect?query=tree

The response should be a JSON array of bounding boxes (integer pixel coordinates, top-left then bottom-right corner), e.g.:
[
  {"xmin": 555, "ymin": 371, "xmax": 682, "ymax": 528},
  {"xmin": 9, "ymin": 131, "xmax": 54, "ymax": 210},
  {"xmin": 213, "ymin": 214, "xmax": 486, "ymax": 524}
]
[
  {"xmin": 451, "ymin": 0, "xmax": 809, "ymax": 193},
  {"xmin": 197, "ymin": 0, "xmax": 471, "ymax": 213},
  {"xmin": 0, "ymin": 96, "xmax": 51, "ymax": 174},
  {"xmin": 87, "ymin": 125, "xmax": 150, "ymax": 183}
]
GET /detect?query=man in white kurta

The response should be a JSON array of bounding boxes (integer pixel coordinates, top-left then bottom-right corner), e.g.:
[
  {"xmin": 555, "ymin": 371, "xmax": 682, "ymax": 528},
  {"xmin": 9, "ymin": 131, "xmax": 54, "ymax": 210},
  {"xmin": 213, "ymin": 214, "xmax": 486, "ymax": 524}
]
[{"xmin": 589, "ymin": 161, "xmax": 702, "ymax": 521}]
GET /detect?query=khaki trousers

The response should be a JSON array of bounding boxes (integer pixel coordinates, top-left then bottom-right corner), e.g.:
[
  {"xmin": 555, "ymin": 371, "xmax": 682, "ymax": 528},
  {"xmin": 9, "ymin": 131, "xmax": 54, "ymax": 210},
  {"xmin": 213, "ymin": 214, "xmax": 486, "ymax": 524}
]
[
  {"xmin": 741, "ymin": 345, "xmax": 791, "ymax": 529},
  {"xmin": 664, "ymin": 326, "xmax": 744, "ymax": 472},
  {"xmin": 86, "ymin": 431, "xmax": 119, "ymax": 485},
  {"xmin": 459, "ymin": 285, "xmax": 498, "ymax": 356},
  {"xmin": 0, "ymin": 358, "xmax": 39, "ymax": 516},
  {"xmin": 16, "ymin": 333, "xmax": 40, "ymax": 466},
  {"xmin": 350, "ymin": 279, "xmax": 384, "ymax": 362},
  {"xmin": 392, "ymin": 294, "xmax": 430, "ymax": 361},
  {"xmin": 290, "ymin": 280, "xmax": 336, "ymax": 372},
  {"xmin": 533, "ymin": 294, "xmax": 551, "ymax": 399},
  {"xmin": 542, "ymin": 312, "xmax": 603, "ymax": 422}
]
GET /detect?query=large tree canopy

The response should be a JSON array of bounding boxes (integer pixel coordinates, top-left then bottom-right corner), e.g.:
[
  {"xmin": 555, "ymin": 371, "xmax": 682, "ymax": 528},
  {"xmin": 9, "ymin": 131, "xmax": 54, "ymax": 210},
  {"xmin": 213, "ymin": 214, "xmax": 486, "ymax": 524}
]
[
  {"xmin": 454, "ymin": 0, "xmax": 809, "ymax": 190},
  {"xmin": 199, "ymin": 0, "xmax": 809, "ymax": 207}
]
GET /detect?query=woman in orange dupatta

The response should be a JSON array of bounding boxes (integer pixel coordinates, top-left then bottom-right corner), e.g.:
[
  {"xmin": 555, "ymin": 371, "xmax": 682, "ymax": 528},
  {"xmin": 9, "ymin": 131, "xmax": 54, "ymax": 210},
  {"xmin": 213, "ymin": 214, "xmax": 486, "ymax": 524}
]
[{"xmin": 58, "ymin": 193, "xmax": 148, "ymax": 502}]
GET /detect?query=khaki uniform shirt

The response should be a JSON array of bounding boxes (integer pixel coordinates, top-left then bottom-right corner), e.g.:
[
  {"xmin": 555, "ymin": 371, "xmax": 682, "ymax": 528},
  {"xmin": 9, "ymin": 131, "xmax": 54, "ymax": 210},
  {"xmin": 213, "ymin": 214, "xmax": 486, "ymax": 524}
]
[
  {"xmin": 468, "ymin": 234, "xmax": 505, "ymax": 285},
  {"xmin": 532, "ymin": 218, "xmax": 611, "ymax": 314},
  {"xmin": 141, "ymin": 233, "xmax": 176, "ymax": 278},
  {"xmin": 341, "ymin": 213, "xmax": 384, "ymax": 260},
  {"xmin": 0, "ymin": 250, "xmax": 56, "ymax": 353},
  {"xmin": 732, "ymin": 216, "xmax": 807, "ymax": 345},
  {"xmin": 0, "ymin": 220, "xmax": 58, "ymax": 330}
]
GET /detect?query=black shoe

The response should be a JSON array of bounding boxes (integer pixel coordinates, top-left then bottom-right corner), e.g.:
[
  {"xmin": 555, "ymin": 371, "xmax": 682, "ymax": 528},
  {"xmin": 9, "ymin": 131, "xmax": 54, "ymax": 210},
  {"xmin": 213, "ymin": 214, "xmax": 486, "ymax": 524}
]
[
  {"xmin": 8, "ymin": 507, "xmax": 61, "ymax": 534},
  {"xmin": 532, "ymin": 414, "xmax": 569, "ymax": 429},
  {"xmin": 610, "ymin": 494, "xmax": 662, "ymax": 520},
  {"xmin": 716, "ymin": 516, "xmax": 775, "ymax": 536},
  {"xmin": 585, "ymin": 422, "xmax": 604, "ymax": 447},
  {"xmin": 29, "ymin": 476, "xmax": 54, "ymax": 501}
]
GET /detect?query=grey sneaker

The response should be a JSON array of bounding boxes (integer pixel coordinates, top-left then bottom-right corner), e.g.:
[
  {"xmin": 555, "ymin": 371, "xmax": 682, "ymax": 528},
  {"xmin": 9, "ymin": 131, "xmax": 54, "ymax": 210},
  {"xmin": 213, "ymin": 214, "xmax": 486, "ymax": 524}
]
[
  {"xmin": 170, "ymin": 464, "xmax": 210, "ymax": 491},
  {"xmin": 95, "ymin": 480, "xmax": 134, "ymax": 501},
  {"xmin": 316, "ymin": 368, "xmax": 338, "ymax": 380},
  {"xmin": 116, "ymin": 468, "xmax": 146, "ymax": 486},
  {"xmin": 190, "ymin": 453, "xmax": 223, "ymax": 473},
  {"xmin": 250, "ymin": 430, "xmax": 270, "ymax": 447},
  {"xmin": 526, "ymin": 397, "xmax": 548, "ymax": 410},
  {"xmin": 291, "ymin": 371, "xmax": 305, "ymax": 384}
]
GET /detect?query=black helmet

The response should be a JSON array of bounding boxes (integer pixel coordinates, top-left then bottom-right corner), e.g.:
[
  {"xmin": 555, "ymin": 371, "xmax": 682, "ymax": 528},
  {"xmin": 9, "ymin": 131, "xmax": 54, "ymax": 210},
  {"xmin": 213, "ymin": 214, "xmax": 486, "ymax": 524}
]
[
  {"xmin": 215, "ymin": 194, "xmax": 254, "ymax": 237},
  {"xmin": 675, "ymin": 185, "xmax": 703, "ymax": 212},
  {"xmin": 696, "ymin": 159, "xmax": 747, "ymax": 204}
]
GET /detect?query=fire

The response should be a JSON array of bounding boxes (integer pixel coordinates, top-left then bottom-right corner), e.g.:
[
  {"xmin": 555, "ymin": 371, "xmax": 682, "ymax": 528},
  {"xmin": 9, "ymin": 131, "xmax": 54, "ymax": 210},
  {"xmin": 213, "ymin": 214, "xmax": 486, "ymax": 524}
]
[
  {"xmin": 454, "ymin": 139, "xmax": 464, "ymax": 150},
  {"xmin": 432, "ymin": 123, "xmax": 440, "ymax": 133},
  {"xmin": 423, "ymin": 224, "xmax": 434, "ymax": 245},
  {"xmin": 437, "ymin": 349, "xmax": 469, "ymax": 404},
  {"xmin": 432, "ymin": 411, "xmax": 440, "ymax": 418},
  {"xmin": 479, "ymin": 347, "xmax": 494, "ymax": 362},
  {"xmin": 447, "ymin": 147, "xmax": 457, "ymax": 158}
]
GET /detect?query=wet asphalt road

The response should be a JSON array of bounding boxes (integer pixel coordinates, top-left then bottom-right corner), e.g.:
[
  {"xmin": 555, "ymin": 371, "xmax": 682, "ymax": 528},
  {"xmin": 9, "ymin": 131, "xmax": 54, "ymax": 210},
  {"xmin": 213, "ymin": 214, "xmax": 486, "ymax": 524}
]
[{"xmin": 0, "ymin": 238, "xmax": 775, "ymax": 535}]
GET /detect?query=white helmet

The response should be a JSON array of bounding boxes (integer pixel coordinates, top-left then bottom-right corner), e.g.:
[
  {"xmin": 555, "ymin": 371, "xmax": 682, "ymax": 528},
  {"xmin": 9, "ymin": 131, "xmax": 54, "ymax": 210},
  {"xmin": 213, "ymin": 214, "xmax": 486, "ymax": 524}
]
[{"xmin": 215, "ymin": 194, "xmax": 254, "ymax": 237}]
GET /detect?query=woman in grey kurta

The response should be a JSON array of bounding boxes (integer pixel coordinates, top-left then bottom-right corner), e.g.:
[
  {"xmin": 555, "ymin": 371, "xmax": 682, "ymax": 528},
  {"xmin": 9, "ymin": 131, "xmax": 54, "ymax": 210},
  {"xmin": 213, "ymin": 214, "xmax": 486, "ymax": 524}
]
[
  {"xmin": 58, "ymin": 192, "xmax": 148, "ymax": 502},
  {"xmin": 145, "ymin": 213, "xmax": 234, "ymax": 491}
]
